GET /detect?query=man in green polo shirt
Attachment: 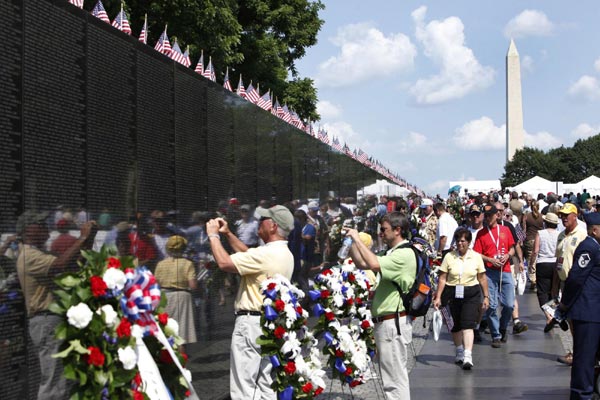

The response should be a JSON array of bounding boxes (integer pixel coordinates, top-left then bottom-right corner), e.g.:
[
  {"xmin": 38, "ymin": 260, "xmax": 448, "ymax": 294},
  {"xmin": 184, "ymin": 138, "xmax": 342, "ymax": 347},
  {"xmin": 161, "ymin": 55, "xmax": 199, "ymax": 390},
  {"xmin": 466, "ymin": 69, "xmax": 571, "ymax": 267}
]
[{"xmin": 347, "ymin": 212, "xmax": 416, "ymax": 399}]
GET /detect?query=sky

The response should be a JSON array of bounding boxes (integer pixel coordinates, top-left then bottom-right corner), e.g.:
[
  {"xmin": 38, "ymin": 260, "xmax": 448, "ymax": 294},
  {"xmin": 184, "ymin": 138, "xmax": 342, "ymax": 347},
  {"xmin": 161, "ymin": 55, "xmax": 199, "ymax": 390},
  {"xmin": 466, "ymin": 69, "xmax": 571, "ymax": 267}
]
[{"xmin": 295, "ymin": 0, "xmax": 600, "ymax": 196}]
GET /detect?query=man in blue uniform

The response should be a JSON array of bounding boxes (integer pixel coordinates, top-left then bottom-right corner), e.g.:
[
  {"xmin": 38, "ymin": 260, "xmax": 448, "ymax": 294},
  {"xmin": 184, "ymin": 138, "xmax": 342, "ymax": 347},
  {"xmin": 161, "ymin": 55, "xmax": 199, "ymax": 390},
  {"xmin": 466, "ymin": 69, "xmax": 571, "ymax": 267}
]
[{"xmin": 560, "ymin": 212, "xmax": 600, "ymax": 400}]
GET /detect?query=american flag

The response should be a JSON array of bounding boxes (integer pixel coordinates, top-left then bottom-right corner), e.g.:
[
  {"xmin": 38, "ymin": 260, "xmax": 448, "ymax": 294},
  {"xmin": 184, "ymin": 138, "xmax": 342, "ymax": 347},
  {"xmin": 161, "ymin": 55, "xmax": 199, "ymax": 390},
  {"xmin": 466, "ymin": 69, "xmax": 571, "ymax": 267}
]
[
  {"xmin": 169, "ymin": 40, "xmax": 187, "ymax": 65},
  {"xmin": 194, "ymin": 51, "xmax": 204, "ymax": 74},
  {"xmin": 304, "ymin": 121, "xmax": 313, "ymax": 136},
  {"xmin": 245, "ymin": 83, "xmax": 260, "ymax": 103},
  {"xmin": 357, "ymin": 149, "xmax": 368, "ymax": 163},
  {"xmin": 257, "ymin": 91, "xmax": 271, "ymax": 110},
  {"xmin": 332, "ymin": 137, "xmax": 343, "ymax": 151},
  {"xmin": 223, "ymin": 68, "xmax": 233, "ymax": 91},
  {"xmin": 138, "ymin": 14, "xmax": 148, "ymax": 44},
  {"xmin": 281, "ymin": 104, "xmax": 293, "ymax": 123},
  {"xmin": 272, "ymin": 99, "xmax": 280, "ymax": 115},
  {"xmin": 112, "ymin": 5, "xmax": 131, "ymax": 34},
  {"xmin": 318, "ymin": 128, "xmax": 329, "ymax": 144},
  {"xmin": 154, "ymin": 26, "xmax": 171, "ymax": 56},
  {"xmin": 343, "ymin": 143, "xmax": 351, "ymax": 156},
  {"xmin": 236, "ymin": 75, "xmax": 246, "ymax": 98},
  {"xmin": 182, "ymin": 47, "xmax": 191, "ymax": 68},
  {"xmin": 202, "ymin": 57, "xmax": 216, "ymax": 81},
  {"xmin": 68, "ymin": 0, "xmax": 83, "ymax": 9},
  {"xmin": 290, "ymin": 111, "xmax": 304, "ymax": 129},
  {"xmin": 92, "ymin": 1, "xmax": 110, "ymax": 24}
]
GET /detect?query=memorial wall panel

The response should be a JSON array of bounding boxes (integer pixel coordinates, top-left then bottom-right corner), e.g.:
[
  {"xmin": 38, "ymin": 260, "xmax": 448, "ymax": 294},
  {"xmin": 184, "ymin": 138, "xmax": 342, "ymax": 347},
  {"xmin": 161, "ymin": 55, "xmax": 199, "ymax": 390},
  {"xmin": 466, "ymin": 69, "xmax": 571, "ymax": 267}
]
[
  {"xmin": 22, "ymin": 0, "xmax": 86, "ymax": 214},
  {"xmin": 255, "ymin": 109, "xmax": 275, "ymax": 201},
  {"xmin": 136, "ymin": 50, "xmax": 175, "ymax": 214},
  {"xmin": 86, "ymin": 22, "xmax": 136, "ymax": 221},
  {"xmin": 174, "ymin": 70, "xmax": 207, "ymax": 218},
  {"xmin": 0, "ymin": 0, "xmax": 23, "ymax": 234},
  {"xmin": 232, "ymin": 100, "xmax": 258, "ymax": 205},
  {"xmin": 273, "ymin": 123, "xmax": 295, "ymax": 203}
]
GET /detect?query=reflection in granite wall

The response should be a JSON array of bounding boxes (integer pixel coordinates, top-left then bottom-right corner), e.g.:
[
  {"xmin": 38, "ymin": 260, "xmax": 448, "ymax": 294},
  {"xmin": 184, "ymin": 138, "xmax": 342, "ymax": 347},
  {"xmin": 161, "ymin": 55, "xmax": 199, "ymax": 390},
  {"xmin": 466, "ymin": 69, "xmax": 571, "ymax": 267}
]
[{"xmin": 0, "ymin": 1, "xmax": 384, "ymax": 398}]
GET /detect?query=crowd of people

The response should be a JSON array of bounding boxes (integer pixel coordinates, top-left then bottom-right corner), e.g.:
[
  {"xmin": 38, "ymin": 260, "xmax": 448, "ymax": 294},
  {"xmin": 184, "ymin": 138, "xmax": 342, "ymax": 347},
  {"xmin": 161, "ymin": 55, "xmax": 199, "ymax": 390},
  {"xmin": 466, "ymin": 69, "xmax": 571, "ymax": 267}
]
[{"xmin": 1, "ymin": 187, "xmax": 599, "ymax": 399}]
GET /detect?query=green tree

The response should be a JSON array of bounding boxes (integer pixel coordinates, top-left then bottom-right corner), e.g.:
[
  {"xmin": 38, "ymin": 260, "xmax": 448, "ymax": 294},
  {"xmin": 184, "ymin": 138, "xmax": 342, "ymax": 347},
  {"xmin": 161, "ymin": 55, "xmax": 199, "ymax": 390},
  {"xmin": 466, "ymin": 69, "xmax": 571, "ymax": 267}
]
[
  {"xmin": 91, "ymin": 0, "xmax": 324, "ymax": 120},
  {"xmin": 501, "ymin": 148, "xmax": 555, "ymax": 188}
]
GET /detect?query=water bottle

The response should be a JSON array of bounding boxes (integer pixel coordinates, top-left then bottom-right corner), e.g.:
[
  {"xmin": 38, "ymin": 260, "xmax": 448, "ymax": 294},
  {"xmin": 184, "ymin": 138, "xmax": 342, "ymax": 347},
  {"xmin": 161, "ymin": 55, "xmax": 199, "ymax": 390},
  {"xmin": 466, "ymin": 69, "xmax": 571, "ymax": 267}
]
[{"xmin": 337, "ymin": 236, "xmax": 353, "ymax": 259}]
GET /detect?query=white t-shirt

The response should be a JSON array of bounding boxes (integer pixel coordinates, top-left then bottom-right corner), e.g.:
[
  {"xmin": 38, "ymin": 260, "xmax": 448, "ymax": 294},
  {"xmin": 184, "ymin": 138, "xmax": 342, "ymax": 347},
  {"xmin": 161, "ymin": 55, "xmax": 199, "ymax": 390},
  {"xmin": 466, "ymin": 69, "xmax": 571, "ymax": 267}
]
[{"xmin": 436, "ymin": 212, "xmax": 458, "ymax": 251}]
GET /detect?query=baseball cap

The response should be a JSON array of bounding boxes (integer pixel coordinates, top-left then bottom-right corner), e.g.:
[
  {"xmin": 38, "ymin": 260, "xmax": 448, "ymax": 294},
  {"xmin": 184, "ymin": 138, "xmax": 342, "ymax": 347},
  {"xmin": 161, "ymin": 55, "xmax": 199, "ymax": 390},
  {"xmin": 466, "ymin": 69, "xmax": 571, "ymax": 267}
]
[
  {"xmin": 558, "ymin": 203, "xmax": 578, "ymax": 215},
  {"xmin": 16, "ymin": 211, "xmax": 49, "ymax": 234},
  {"xmin": 468, "ymin": 204, "xmax": 481, "ymax": 214},
  {"xmin": 542, "ymin": 213, "xmax": 559, "ymax": 225},
  {"xmin": 584, "ymin": 212, "xmax": 600, "ymax": 226},
  {"xmin": 240, "ymin": 204, "xmax": 251, "ymax": 212},
  {"xmin": 420, "ymin": 199, "xmax": 433, "ymax": 208},
  {"xmin": 307, "ymin": 200, "xmax": 319, "ymax": 210},
  {"xmin": 255, "ymin": 205, "xmax": 295, "ymax": 234},
  {"xmin": 483, "ymin": 204, "xmax": 497, "ymax": 215}
]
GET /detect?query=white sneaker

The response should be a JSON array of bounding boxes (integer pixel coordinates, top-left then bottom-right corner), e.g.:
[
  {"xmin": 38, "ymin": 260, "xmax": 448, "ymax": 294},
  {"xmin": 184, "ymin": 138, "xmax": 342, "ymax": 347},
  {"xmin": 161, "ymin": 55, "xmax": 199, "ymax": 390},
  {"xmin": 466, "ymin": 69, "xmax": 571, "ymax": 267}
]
[
  {"xmin": 462, "ymin": 354, "xmax": 473, "ymax": 370},
  {"xmin": 455, "ymin": 348, "xmax": 464, "ymax": 365}
]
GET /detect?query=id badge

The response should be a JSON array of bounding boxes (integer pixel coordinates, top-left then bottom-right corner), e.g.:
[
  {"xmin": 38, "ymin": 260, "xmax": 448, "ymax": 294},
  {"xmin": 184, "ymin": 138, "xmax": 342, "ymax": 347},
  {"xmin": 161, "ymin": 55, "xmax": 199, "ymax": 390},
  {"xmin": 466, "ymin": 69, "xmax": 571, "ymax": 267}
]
[
  {"xmin": 556, "ymin": 257, "xmax": 564, "ymax": 271},
  {"xmin": 455, "ymin": 285, "xmax": 465, "ymax": 299}
]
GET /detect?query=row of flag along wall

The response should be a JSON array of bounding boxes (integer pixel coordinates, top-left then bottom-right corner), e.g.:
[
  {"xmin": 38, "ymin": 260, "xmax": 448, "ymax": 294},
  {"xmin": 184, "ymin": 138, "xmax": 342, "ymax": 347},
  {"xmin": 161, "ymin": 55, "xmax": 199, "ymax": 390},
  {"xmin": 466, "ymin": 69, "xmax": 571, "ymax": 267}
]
[{"xmin": 67, "ymin": 0, "xmax": 423, "ymax": 196}]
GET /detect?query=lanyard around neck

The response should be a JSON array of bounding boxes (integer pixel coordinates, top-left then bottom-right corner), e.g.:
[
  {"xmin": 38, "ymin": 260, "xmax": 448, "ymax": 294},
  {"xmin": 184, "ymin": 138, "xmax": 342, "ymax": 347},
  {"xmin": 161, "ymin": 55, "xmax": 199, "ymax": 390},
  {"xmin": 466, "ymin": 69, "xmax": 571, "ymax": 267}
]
[{"xmin": 487, "ymin": 225, "xmax": 500, "ymax": 252}]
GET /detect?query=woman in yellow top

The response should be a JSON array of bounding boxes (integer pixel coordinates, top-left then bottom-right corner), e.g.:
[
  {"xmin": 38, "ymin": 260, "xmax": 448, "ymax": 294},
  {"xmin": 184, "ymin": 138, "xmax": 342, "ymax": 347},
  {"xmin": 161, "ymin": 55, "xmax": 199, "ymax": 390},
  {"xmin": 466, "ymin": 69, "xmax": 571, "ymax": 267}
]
[
  {"xmin": 433, "ymin": 227, "xmax": 489, "ymax": 370},
  {"xmin": 154, "ymin": 235, "xmax": 197, "ymax": 347}
]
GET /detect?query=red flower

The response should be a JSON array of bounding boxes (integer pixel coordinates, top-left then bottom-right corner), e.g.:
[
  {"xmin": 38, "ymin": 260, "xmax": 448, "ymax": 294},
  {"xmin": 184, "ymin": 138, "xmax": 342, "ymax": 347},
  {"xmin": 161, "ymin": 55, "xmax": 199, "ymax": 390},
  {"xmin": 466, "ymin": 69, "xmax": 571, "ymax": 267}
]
[
  {"xmin": 157, "ymin": 312, "xmax": 169, "ymax": 325},
  {"xmin": 159, "ymin": 349, "xmax": 174, "ymax": 364},
  {"xmin": 295, "ymin": 306, "xmax": 304, "ymax": 315},
  {"xmin": 344, "ymin": 366, "xmax": 353, "ymax": 376},
  {"xmin": 315, "ymin": 387, "xmax": 324, "ymax": 396},
  {"xmin": 356, "ymin": 298, "xmax": 363, "ymax": 305},
  {"xmin": 107, "ymin": 257, "xmax": 121, "ymax": 269},
  {"xmin": 350, "ymin": 380, "xmax": 360, "ymax": 388},
  {"xmin": 302, "ymin": 382, "xmax": 313, "ymax": 393},
  {"xmin": 322, "ymin": 269, "xmax": 333, "ymax": 276},
  {"xmin": 320, "ymin": 290, "xmax": 330, "ymax": 298},
  {"xmin": 366, "ymin": 281, "xmax": 371, "ymax": 290},
  {"xmin": 132, "ymin": 390, "xmax": 144, "ymax": 400},
  {"xmin": 90, "ymin": 276, "xmax": 107, "ymax": 297},
  {"xmin": 267, "ymin": 282, "xmax": 277, "ymax": 290},
  {"xmin": 185, "ymin": 390, "xmax": 191, "ymax": 397},
  {"xmin": 181, "ymin": 352, "xmax": 189, "ymax": 365},
  {"xmin": 347, "ymin": 259, "xmax": 354, "ymax": 265},
  {"xmin": 116, "ymin": 317, "xmax": 132, "ymax": 338},
  {"xmin": 348, "ymin": 273, "xmax": 356, "ymax": 282},
  {"xmin": 274, "ymin": 299, "xmax": 285, "ymax": 312},
  {"xmin": 335, "ymin": 349, "xmax": 344, "ymax": 357},
  {"xmin": 346, "ymin": 298, "xmax": 354, "ymax": 305},
  {"xmin": 274, "ymin": 326, "xmax": 286, "ymax": 339},
  {"xmin": 284, "ymin": 361, "xmax": 296, "ymax": 375},
  {"xmin": 87, "ymin": 346, "xmax": 105, "ymax": 367},
  {"xmin": 361, "ymin": 320, "xmax": 371, "ymax": 330},
  {"xmin": 325, "ymin": 312, "xmax": 335, "ymax": 321},
  {"xmin": 133, "ymin": 372, "xmax": 142, "ymax": 387}
]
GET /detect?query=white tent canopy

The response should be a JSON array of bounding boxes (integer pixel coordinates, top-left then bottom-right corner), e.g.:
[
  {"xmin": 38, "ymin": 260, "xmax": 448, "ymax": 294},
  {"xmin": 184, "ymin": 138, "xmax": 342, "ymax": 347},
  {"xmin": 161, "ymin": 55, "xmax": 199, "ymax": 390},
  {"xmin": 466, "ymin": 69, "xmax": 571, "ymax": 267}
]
[
  {"xmin": 511, "ymin": 176, "xmax": 563, "ymax": 196},
  {"xmin": 358, "ymin": 179, "xmax": 411, "ymax": 198},
  {"xmin": 574, "ymin": 175, "xmax": 600, "ymax": 195},
  {"xmin": 448, "ymin": 180, "xmax": 501, "ymax": 195}
]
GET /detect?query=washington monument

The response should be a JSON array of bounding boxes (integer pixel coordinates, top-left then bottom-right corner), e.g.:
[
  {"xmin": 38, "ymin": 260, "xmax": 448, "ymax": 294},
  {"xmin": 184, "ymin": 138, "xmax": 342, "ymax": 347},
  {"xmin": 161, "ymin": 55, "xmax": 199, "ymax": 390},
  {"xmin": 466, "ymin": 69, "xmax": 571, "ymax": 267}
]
[{"xmin": 506, "ymin": 39, "xmax": 524, "ymax": 162}]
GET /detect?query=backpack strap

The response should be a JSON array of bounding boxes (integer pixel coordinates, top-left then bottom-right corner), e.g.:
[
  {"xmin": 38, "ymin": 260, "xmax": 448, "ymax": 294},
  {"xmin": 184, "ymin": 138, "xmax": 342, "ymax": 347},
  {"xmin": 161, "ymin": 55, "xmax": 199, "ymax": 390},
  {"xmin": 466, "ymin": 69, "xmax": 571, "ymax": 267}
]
[{"xmin": 389, "ymin": 242, "xmax": 419, "ymax": 335}]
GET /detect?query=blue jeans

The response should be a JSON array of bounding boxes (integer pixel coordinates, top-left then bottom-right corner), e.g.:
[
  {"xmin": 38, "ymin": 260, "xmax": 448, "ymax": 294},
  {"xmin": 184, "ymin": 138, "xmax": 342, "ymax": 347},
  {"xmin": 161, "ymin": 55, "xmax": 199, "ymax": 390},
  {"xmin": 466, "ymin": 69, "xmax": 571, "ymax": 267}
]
[{"xmin": 485, "ymin": 269, "xmax": 515, "ymax": 339}]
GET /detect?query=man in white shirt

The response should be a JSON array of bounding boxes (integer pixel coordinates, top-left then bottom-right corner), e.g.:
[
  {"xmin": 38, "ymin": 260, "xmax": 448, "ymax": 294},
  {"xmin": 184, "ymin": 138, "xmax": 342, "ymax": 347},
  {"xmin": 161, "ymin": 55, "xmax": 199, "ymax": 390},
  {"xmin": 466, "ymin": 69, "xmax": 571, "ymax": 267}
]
[{"xmin": 434, "ymin": 202, "xmax": 458, "ymax": 259}]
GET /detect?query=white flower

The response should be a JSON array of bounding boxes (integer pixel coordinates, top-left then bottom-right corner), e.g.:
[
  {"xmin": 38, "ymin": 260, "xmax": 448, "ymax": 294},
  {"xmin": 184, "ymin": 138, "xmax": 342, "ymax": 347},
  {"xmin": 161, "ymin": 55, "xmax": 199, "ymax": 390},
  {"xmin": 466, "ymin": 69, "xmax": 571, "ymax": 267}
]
[
  {"xmin": 263, "ymin": 298, "xmax": 273, "ymax": 307},
  {"xmin": 182, "ymin": 368, "xmax": 192, "ymax": 382},
  {"xmin": 284, "ymin": 303, "xmax": 297, "ymax": 324},
  {"xmin": 96, "ymin": 304, "xmax": 119, "ymax": 327},
  {"xmin": 103, "ymin": 268, "xmax": 127, "ymax": 291},
  {"xmin": 166, "ymin": 318, "xmax": 179, "ymax": 336},
  {"xmin": 66, "ymin": 303, "xmax": 93, "ymax": 329},
  {"xmin": 281, "ymin": 331, "xmax": 302, "ymax": 359},
  {"xmin": 332, "ymin": 293, "xmax": 345, "ymax": 308},
  {"xmin": 117, "ymin": 346, "xmax": 137, "ymax": 370},
  {"xmin": 131, "ymin": 324, "xmax": 144, "ymax": 340}
]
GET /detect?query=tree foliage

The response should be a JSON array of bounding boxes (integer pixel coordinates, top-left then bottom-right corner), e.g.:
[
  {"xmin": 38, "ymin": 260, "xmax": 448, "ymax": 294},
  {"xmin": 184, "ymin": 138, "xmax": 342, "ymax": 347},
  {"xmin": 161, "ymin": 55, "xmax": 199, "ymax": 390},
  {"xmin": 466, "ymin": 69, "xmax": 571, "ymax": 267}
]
[
  {"xmin": 87, "ymin": 0, "xmax": 324, "ymax": 120},
  {"xmin": 501, "ymin": 134, "xmax": 600, "ymax": 187}
]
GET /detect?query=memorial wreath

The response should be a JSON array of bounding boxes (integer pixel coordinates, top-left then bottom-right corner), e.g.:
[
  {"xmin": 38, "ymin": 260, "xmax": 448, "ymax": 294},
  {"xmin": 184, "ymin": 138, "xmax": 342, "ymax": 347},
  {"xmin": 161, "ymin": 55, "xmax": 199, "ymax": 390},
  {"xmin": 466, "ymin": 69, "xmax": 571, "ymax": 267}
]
[
  {"xmin": 309, "ymin": 265, "xmax": 376, "ymax": 387},
  {"xmin": 258, "ymin": 275, "xmax": 326, "ymax": 399},
  {"xmin": 49, "ymin": 247, "xmax": 194, "ymax": 399}
]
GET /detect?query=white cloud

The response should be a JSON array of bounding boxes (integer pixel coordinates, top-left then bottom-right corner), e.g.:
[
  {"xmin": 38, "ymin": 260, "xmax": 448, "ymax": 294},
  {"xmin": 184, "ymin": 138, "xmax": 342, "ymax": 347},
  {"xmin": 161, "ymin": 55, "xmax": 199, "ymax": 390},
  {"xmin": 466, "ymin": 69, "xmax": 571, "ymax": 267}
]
[
  {"xmin": 521, "ymin": 55, "xmax": 534, "ymax": 73},
  {"xmin": 316, "ymin": 23, "xmax": 416, "ymax": 88},
  {"xmin": 408, "ymin": 131, "xmax": 427, "ymax": 146},
  {"xmin": 595, "ymin": 58, "xmax": 600, "ymax": 73},
  {"xmin": 409, "ymin": 6, "xmax": 495, "ymax": 105},
  {"xmin": 503, "ymin": 10, "xmax": 555, "ymax": 38},
  {"xmin": 568, "ymin": 75, "xmax": 600, "ymax": 102},
  {"xmin": 426, "ymin": 179, "xmax": 448, "ymax": 193},
  {"xmin": 453, "ymin": 116, "xmax": 505, "ymax": 150},
  {"xmin": 571, "ymin": 123, "xmax": 600, "ymax": 139},
  {"xmin": 322, "ymin": 121, "xmax": 359, "ymax": 146},
  {"xmin": 524, "ymin": 131, "xmax": 562, "ymax": 149},
  {"xmin": 317, "ymin": 100, "xmax": 342, "ymax": 119}
]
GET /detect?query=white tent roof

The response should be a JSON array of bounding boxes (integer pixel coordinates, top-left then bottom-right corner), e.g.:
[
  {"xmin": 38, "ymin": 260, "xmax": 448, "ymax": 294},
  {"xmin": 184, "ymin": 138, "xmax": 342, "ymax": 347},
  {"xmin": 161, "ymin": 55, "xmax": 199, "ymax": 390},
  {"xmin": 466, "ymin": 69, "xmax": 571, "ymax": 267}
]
[
  {"xmin": 512, "ymin": 176, "xmax": 559, "ymax": 195},
  {"xmin": 575, "ymin": 175, "xmax": 600, "ymax": 195},
  {"xmin": 359, "ymin": 179, "xmax": 411, "ymax": 198},
  {"xmin": 449, "ymin": 180, "xmax": 501, "ymax": 194}
]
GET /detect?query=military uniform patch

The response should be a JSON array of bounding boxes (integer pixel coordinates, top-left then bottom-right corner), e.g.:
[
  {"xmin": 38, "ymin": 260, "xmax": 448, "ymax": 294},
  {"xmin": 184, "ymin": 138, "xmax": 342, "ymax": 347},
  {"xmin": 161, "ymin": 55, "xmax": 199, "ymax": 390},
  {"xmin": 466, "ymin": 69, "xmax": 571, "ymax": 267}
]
[{"xmin": 578, "ymin": 253, "xmax": 591, "ymax": 268}]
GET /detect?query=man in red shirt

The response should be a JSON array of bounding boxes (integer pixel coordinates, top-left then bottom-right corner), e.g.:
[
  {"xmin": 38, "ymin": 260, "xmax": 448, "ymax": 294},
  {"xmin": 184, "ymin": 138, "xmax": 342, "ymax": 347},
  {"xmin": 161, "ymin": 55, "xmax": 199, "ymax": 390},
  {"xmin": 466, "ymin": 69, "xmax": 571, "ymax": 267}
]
[{"xmin": 474, "ymin": 204, "xmax": 516, "ymax": 348}]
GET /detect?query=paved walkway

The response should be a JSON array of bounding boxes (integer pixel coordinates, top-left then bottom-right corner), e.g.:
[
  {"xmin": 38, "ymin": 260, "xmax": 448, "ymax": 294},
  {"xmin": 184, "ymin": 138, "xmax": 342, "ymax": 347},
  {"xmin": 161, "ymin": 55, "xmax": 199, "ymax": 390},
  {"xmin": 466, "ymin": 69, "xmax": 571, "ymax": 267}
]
[{"xmin": 410, "ymin": 290, "xmax": 571, "ymax": 400}]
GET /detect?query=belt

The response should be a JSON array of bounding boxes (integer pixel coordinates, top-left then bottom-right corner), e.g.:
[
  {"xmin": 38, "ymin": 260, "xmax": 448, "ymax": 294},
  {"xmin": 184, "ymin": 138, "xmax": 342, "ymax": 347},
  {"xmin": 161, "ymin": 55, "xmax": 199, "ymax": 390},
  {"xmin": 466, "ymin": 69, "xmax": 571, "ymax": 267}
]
[
  {"xmin": 235, "ymin": 310, "xmax": 261, "ymax": 316},
  {"xmin": 372, "ymin": 311, "xmax": 407, "ymax": 323},
  {"xmin": 163, "ymin": 287, "xmax": 191, "ymax": 293}
]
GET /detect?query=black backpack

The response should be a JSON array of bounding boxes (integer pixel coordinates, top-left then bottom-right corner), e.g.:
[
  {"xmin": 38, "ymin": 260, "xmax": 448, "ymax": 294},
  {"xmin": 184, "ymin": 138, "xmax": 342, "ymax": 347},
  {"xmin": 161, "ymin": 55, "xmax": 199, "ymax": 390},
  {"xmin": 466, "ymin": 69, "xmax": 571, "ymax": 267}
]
[{"xmin": 393, "ymin": 241, "xmax": 432, "ymax": 319}]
